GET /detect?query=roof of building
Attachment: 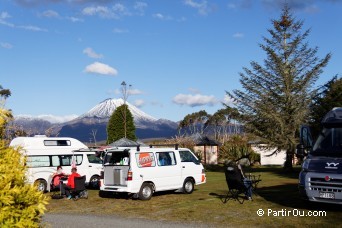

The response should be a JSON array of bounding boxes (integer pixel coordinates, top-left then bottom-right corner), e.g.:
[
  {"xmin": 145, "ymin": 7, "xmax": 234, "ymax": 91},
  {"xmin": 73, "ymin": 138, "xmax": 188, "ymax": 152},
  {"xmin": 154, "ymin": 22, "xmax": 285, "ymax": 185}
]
[
  {"xmin": 108, "ymin": 137, "xmax": 147, "ymax": 147},
  {"xmin": 191, "ymin": 133, "xmax": 220, "ymax": 146}
]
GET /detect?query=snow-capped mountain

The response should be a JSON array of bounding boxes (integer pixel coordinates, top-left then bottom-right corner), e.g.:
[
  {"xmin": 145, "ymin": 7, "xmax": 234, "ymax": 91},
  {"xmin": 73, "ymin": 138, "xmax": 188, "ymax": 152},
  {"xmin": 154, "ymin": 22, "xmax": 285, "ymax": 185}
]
[
  {"xmin": 57, "ymin": 98, "xmax": 177, "ymax": 141},
  {"xmin": 78, "ymin": 98, "xmax": 157, "ymax": 123},
  {"xmin": 11, "ymin": 98, "xmax": 178, "ymax": 142}
]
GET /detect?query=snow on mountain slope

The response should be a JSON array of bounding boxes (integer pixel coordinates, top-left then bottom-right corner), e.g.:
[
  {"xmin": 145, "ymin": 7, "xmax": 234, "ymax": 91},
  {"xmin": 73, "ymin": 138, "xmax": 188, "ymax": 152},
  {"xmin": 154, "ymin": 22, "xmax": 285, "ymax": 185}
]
[{"xmin": 79, "ymin": 98, "xmax": 158, "ymax": 122}]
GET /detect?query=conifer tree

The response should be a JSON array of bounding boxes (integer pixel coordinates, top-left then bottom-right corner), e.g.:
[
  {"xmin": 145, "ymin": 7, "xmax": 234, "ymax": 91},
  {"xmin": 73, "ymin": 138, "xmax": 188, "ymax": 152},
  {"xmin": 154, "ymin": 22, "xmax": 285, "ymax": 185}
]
[
  {"xmin": 227, "ymin": 5, "xmax": 331, "ymax": 169},
  {"xmin": 107, "ymin": 104, "xmax": 136, "ymax": 144},
  {"xmin": 309, "ymin": 76, "xmax": 342, "ymax": 138}
]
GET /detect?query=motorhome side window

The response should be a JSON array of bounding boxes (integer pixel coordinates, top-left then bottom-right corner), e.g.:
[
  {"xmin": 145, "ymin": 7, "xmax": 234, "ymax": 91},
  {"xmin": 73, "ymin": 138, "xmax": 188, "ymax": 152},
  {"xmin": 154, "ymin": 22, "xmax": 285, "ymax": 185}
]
[
  {"xmin": 26, "ymin": 155, "xmax": 83, "ymax": 167},
  {"xmin": 157, "ymin": 152, "xmax": 176, "ymax": 166},
  {"xmin": 135, "ymin": 152, "xmax": 156, "ymax": 168},
  {"xmin": 301, "ymin": 127, "xmax": 313, "ymax": 148},
  {"xmin": 51, "ymin": 156, "xmax": 60, "ymax": 166},
  {"xmin": 60, "ymin": 155, "xmax": 83, "ymax": 166},
  {"xmin": 27, "ymin": 156, "xmax": 50, "ymax": 167},
  {"xmin": 179, "ymin": 150, "xmax": 199, "ymax": 163},
  {"xmin": 44, "ymin": 140, "xmax": 71, "ymax": 146}
]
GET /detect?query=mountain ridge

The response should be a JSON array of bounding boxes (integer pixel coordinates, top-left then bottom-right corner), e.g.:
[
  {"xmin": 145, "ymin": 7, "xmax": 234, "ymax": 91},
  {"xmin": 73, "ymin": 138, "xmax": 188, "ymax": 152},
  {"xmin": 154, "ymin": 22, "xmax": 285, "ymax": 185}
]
[{"xmin": 12, "ymin": 98, "xmax": 178, "ymax": 142}]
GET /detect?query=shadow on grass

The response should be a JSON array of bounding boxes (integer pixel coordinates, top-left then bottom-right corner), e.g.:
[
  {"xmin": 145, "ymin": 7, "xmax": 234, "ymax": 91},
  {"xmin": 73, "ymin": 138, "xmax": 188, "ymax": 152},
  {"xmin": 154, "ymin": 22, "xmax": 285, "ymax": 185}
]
[
  {"xmin": 205, "ymin": 164, "xmax": 301, "ymax": 180},
  {"xmin": 246, "ymin": 166, "xmax": 301, "ymax": 180},
  {"xmin": 257, "ymin": 184, "xmax": 342, "ymax": 212},
  {"xmin": 98, "ymin": 191, "xmax": 132, "ymax": 199},
  {"xmin": 208, "ymin": 192, "xmax": 247, "ymax": 204},
  {"xmin": 208, "ymin": 184, "xmax": 341, "ymax": 212},
  {"xmin": 98, "ymin": 189, "xmax": 199, "ymax": 200}
]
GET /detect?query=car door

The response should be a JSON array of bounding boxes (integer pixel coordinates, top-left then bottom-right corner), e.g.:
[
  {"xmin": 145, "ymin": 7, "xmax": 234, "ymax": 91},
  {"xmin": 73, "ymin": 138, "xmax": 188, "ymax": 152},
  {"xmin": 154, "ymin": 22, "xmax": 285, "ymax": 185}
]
[{"xmin": 179, "ymin": 150, "xmax": 203, "ymax": 184}]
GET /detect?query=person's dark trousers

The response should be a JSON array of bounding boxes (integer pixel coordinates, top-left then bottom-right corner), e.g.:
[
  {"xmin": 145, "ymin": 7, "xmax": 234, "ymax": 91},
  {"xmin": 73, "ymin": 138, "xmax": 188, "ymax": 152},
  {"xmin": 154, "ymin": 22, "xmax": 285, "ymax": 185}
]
[{"xmin": 60, "ymin": 183, "xmax": 72, "ymax": 196}]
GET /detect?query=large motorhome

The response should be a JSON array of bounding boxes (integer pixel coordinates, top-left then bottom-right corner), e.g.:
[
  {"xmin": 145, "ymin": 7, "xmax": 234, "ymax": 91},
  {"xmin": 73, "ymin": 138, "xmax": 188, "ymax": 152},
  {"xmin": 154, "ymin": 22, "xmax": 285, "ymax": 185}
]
[
  {"xmin": 10, "ymin": 136, "xmax": 102, "ymax": 192},
  {"xmin": 99, "ymin": 145, "xmax": 206, "ymax": 200},
  {"xmin": 296, "ymin": 107, "xmax": 342, "ymax": 204}
]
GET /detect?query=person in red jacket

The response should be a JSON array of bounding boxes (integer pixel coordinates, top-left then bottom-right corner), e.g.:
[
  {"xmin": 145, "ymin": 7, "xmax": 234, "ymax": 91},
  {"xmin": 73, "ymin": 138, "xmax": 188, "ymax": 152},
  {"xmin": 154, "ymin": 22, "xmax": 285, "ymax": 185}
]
[
  {"xmin": 61, "ymin": 167, "xmax": 81, "ymax": 199},
  {"xmin": 51, "ymin": 166, "xmax": 67, "ymax": 190}
]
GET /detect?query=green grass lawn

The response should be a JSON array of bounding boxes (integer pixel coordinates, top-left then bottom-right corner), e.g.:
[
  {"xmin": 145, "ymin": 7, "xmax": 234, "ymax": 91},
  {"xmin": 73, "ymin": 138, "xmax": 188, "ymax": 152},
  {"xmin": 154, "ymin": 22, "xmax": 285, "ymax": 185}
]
[{"xmin": 45, "ymin": 166, "xmax": 341, "ymax": 227}]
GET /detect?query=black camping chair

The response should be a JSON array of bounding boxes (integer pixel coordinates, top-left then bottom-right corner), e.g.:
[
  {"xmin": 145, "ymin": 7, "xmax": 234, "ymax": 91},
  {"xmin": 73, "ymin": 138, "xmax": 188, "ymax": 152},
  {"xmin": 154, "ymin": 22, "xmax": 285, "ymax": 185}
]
[
  {"xmin": 71, "ymin": 176, "xmax": 88, "ymax": 200},
  {"xmin": 223, "ymin": 166, "xmax": 248, "ymax": 204}
]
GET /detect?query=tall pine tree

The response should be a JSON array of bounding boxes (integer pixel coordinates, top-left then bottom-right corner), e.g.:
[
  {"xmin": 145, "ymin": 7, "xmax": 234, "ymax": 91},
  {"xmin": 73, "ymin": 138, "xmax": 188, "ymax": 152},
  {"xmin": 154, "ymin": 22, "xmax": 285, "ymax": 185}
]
[
  {"xmin": 227, "ymin": 5, "xmax": 331, "ymax": 169},
  {"xmin": 107, "ymin": 104, "xmax": 136, "ymax": 144}
]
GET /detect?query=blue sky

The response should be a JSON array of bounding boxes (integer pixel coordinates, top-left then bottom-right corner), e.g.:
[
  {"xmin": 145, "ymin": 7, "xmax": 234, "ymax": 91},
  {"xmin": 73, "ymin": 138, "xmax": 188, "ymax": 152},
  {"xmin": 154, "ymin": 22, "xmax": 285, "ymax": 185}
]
[{"xmin": 1, "ymin": 0, "xmax": 341, "ymax": 122}]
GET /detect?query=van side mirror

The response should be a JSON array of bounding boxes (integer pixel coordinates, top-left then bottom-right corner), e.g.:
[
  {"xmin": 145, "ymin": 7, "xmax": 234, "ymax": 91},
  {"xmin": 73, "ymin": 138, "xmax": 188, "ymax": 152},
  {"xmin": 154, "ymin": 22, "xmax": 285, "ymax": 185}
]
[{"xmin": 295, "ymin": 144, "xmax": 307, "ymax": 158}]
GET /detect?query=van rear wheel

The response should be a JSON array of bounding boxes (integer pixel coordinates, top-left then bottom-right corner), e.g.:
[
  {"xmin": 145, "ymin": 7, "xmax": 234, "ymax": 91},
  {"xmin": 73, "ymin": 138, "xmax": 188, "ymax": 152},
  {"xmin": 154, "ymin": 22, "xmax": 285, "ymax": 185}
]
[
  {"xmin": 183, "ymin": 178, "xmax": 194, "ymax": 194},
  {"xmin": 35, "ymin": 179, "xmax": 47, "ymax": 192},
  {"xmin": 138, "ymin": 183, "xmax": 153, "ymax": 200}
]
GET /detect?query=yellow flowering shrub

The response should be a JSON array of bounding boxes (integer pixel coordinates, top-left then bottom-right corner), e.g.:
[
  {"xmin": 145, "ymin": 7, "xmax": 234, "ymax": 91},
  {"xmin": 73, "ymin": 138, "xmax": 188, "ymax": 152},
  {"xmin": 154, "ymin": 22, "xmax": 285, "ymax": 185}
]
[{"xmin": 0, "ymin": 108, "xmax": 48, "ymax": 227}]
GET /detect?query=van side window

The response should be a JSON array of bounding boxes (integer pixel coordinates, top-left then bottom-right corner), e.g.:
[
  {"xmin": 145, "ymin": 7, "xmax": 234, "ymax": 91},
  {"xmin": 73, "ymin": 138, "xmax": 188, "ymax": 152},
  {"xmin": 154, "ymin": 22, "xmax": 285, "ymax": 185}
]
[
  {"xmin": 135, "ymin": 152, "xmax": 156, "ymax": 168},
  {"xmin": 87, "ymin": 154, "xmax": 103, "ymax": 164},
  {"xmin": 180, "ymin": 150, "xmax": 199, "ymax": 163},
  {"xmin": 157, "ymin": 152, "xmax": 176, "ymax": 166}
]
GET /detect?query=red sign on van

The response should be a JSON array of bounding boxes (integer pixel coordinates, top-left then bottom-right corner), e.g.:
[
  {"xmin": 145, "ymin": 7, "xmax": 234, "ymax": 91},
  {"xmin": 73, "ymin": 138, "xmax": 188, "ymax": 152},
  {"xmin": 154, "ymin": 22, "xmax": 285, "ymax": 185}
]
[{"xmin": 138, "ymin": 153, "xmax": 154, "ymax": 167}]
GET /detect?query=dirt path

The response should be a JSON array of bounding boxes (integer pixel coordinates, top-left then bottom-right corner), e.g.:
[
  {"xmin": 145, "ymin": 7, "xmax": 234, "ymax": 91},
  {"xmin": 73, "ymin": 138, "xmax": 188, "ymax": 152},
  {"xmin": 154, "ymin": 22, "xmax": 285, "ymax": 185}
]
[{"xmin": 42, "ymin": 213, "xmax": 210, "ymax": 228}]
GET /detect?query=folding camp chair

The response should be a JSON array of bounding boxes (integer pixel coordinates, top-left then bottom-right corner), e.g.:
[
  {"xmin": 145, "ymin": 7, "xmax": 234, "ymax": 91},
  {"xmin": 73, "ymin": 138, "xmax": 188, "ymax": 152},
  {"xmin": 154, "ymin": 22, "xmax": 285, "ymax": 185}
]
[
  {"xmin": 71, "ymin": 175, "xmax": 88, "ymax": 200},
  {"xmin": 223, "ymin": 166, "xmax": 249, "ymax": 204},
  {"xmin": 246, "ymin": 173, "xmax": 262, "ymax": 194}
]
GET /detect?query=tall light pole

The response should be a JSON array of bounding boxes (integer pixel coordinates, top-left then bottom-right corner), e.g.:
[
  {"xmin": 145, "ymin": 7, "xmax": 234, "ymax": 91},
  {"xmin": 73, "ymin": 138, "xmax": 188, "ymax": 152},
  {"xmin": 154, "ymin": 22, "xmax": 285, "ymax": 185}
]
[{"xmin": 121, "ymin": 81, "xmax": 131, "ymax": 138}]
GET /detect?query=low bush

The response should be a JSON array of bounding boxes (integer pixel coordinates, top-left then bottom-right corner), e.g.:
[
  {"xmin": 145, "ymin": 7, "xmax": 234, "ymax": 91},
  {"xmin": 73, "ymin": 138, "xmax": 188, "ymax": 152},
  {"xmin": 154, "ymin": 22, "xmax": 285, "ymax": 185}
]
[{"xmin": 0, "ymin": 107, "xmax": 48, "ymax": 227}]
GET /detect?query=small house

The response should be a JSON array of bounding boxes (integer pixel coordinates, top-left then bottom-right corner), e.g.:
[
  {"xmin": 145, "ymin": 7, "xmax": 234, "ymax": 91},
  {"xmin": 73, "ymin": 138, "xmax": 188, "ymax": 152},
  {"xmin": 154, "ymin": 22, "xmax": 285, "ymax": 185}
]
[{"xmin": 192, "ymin": 133, "xmax": 220, "ymax": 165}]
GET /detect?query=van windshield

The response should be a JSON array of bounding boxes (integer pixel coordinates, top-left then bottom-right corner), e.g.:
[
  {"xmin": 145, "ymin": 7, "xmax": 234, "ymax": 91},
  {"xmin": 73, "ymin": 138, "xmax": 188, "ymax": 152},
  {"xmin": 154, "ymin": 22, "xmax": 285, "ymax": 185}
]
[
  {"xmin": 312, "ymin": 127, "xmax": 342, "ymax": 157},
  {"xmin": 179, "ymin": 150, "xmax": 200, "ymax": 164}
]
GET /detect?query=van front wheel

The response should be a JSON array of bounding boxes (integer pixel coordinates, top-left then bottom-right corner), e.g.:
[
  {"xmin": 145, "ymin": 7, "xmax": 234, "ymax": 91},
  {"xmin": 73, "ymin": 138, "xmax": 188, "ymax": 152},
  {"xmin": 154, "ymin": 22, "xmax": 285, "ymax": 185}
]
[
  {"xmin": 138, "ymin": 183, "xmax": 153, "ymax": 200},
  {"xmin": 89, "ymin": 175, "xmax": 100, "ymax": 189},
  {"xmin": 183, "ymin": 178, "xmax": 194, "ymax": 194}
]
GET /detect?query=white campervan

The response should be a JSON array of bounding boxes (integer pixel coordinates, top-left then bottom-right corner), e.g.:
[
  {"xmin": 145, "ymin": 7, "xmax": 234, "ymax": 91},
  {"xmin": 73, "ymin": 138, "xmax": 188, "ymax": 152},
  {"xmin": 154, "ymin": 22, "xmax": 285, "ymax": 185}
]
[
  {"xmin": 9, "ymin": 136, "xmax": 103, "ymax": 192},
  {"xmin": 99, "ymin": 145, "xmax": 206, "ymax": 200}
]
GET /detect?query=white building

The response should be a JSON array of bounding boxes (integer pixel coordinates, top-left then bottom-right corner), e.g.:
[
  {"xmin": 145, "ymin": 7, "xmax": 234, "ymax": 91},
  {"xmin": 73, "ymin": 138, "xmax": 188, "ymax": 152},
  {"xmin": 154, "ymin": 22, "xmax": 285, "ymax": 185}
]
[{"xmin": 251, "ymin": 144, "xmax": 287, "ymax": 165}]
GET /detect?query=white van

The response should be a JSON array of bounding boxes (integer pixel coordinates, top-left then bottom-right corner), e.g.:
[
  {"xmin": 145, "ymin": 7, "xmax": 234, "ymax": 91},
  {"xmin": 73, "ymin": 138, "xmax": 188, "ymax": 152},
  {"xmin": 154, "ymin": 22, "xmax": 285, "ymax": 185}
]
[
  {"xmin": 99, "ymin": 145, "xmax": 206, "ymax": 200},
  {"xmin": 9, "ymin": 136, "xmax": 103, "ymax": 192}
]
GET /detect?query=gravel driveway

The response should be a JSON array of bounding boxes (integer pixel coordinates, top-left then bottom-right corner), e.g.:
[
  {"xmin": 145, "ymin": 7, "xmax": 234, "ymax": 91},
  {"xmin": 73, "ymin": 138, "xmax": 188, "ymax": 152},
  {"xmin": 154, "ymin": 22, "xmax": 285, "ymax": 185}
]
[{"xmin": 42, "ymin": 213, "xmax": 210, "ymax": 228}]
